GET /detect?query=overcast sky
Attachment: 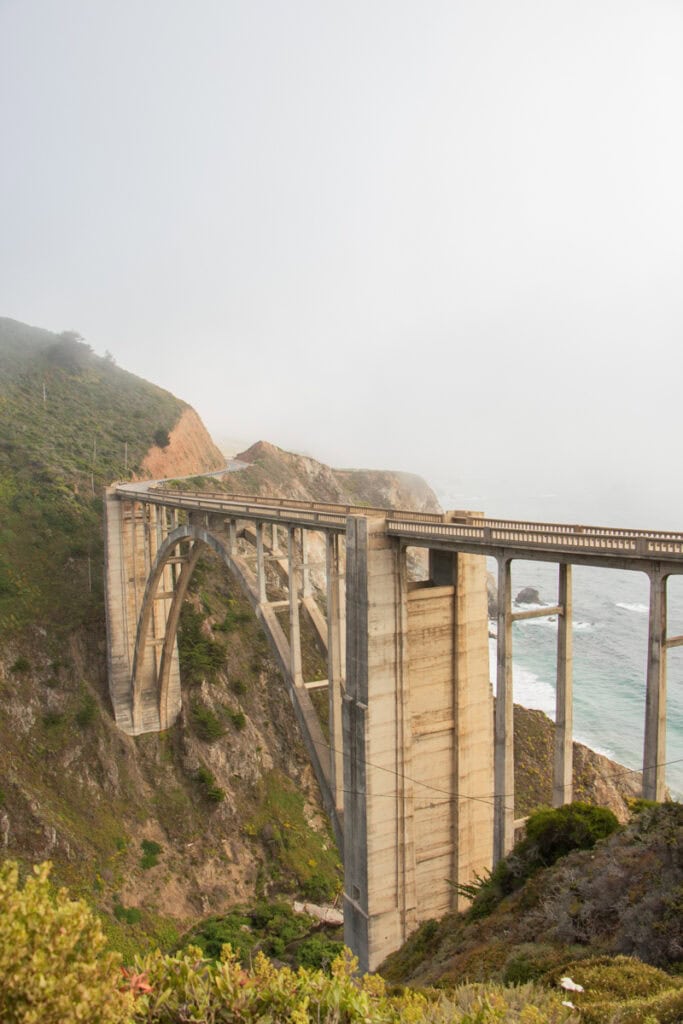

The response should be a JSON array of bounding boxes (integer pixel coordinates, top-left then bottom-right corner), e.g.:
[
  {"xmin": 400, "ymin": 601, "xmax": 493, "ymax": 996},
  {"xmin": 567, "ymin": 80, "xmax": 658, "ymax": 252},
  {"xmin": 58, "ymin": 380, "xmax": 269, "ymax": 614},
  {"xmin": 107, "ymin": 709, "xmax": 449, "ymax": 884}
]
[{"xmin": 2, "ymin": 1, "xmax": 682, "ymax": 524}]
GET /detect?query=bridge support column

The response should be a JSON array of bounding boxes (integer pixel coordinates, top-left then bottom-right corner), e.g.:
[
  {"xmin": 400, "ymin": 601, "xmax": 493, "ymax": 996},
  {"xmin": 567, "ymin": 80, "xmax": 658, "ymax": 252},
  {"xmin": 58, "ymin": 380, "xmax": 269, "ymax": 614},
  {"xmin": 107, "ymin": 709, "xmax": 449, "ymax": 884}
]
[
  {"xmin": 494, "ymin": 556, "xmax": 514, "ymax": 864},
  {"xmin": 228, "ymin": 518, "xmax": 237, "ymax": 554},
  {"xmin": 103, "ymin": 492, "xmax": 182, "ymax": 735},
  {"xmin": 287, "ymin": 527, "xmax": 303, "ymax": 686},
  {"xmin": 344, "ymin": 517, "xmax": 492, "ymax": 972},
  {"xmin": 344, "ymin": 515, "xmax": 411, "ymax": 973},
  {"xmin": 553, "ymin": 563, "xmax": 573, "ymax": 806},
  {"xmin": 256, "ymin": 523, "xmax": 267, "ymax": 604},
  {"xmin": 326, "ymin": 532, "xmax": 345, "ymax": 813},
  {"xmin": 643, "ymin": 569, "xmax": 667, "ymax": 800},
  {"xmin": 302, "ymin": 530, "xmax": 313, "ymax": 598}
]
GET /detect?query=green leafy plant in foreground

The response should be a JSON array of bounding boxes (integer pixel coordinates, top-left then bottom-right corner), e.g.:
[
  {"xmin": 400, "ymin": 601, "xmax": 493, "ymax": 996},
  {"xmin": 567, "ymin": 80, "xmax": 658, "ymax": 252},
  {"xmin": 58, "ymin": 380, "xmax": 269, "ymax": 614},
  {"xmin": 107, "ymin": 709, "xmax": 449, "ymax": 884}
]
[
  {"xmin": 0, "ymin": 860, "xmax": 132, "ymax": 1024},
  {"xmin": 7, "ymin": 859, "xmax": 679, "ymax": 1024}
]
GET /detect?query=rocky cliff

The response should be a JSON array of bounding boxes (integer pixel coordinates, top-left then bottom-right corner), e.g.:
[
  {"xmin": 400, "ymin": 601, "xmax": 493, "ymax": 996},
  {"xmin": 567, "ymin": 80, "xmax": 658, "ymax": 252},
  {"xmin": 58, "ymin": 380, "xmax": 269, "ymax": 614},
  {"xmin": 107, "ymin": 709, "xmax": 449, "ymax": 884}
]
[
  {"xmin": 225, "ymin": 440, "xmax": 441, "ymax": 511},
  {"xmin": 140, "ymin": 408, "xmax": 224, "ymax": 479}
]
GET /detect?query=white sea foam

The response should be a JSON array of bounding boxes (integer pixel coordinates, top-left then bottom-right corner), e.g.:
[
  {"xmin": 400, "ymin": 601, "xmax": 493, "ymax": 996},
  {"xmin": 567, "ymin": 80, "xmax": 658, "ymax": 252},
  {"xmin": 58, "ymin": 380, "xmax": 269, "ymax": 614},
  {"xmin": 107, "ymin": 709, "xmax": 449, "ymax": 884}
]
[
  {"xmin": 489, "ymin": 638, "xmax": 556, "ymax": 717},
  {"xmin": 616, "ymin": 602, "xmax": 648, "ymax": 613}
]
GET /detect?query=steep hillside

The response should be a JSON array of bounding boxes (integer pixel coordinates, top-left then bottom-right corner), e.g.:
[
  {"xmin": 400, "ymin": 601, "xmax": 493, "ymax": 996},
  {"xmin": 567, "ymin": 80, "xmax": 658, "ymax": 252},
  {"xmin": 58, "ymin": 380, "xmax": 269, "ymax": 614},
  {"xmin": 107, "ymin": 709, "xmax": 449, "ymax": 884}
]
[
  {"xmin": 0, "ymin": 318, "xmax": 219, "ymax": 637},
  {"xmin": 0, "ymin": 320, "xmax": 337, "ymax": 955},
  {"xmin": 381, "ymin": 801, "xmax": 683, "ymax": 988}
]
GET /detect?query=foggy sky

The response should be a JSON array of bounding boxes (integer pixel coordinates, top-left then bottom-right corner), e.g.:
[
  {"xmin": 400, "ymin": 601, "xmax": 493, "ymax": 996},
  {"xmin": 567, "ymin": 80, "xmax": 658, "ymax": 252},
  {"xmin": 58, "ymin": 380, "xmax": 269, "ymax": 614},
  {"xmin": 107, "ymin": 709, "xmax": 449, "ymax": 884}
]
[{"xmin": 2, "ymin": 1, "xmax": 683, "ymax": 525}]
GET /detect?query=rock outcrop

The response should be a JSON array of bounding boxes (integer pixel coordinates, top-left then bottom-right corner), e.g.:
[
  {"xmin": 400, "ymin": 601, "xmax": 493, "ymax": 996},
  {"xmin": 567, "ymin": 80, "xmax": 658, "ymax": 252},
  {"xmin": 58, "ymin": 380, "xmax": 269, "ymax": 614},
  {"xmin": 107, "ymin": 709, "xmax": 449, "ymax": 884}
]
[{"xmin": 140, "ymin": 407, "xmax": 225, "ymax": 479}]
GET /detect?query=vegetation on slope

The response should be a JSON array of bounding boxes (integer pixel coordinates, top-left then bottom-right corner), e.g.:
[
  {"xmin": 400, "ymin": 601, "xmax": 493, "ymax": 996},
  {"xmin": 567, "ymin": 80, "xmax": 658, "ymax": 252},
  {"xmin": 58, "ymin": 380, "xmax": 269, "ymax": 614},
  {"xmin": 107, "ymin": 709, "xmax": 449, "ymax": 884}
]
[
  {"xmin": 0, "ymin": 318, "xmax": 184, "ymax": 635},
  {"xmin": 5, "ymin": 858, "xmax": 683, "ymax": 1024},
  {"xmin": 381, "ymin": 801, "xmax": 683, "ymax": 988}
]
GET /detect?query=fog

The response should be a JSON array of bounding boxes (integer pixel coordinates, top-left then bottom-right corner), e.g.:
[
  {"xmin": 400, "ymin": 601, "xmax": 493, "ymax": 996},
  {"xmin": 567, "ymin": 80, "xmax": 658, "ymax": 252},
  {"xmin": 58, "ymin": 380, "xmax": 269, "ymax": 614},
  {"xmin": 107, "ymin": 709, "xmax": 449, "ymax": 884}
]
[{"xmin": 2, "ymin": 1, "xmax": 682, "ymax": 526}]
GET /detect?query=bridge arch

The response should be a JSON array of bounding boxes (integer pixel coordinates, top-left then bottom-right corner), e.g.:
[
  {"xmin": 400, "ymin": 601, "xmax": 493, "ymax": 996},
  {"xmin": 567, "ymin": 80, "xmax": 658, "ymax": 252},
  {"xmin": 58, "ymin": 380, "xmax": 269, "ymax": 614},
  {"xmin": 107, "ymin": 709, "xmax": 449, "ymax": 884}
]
[
  {"xmin": 126, "ymin": 515, "xmax": 342, "ymax": 847},
  {"xmin": 131, "ymin": 522, "xmax": 267, "ymax": 732}
]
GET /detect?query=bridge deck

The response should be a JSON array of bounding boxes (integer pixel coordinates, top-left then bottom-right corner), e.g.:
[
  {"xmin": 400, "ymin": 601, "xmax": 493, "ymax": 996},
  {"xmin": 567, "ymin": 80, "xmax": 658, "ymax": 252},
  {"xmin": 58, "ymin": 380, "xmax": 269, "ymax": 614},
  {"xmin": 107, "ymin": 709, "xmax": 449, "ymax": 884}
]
[{"xmin": 115, "ymin": 485, "xmax": 683, "ymax": 570}]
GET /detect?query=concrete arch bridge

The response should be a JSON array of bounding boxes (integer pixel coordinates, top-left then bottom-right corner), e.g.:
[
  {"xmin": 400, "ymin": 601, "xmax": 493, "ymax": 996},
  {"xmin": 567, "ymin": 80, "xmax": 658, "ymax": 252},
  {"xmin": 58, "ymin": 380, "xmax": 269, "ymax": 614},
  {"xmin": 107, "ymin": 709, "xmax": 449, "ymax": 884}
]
[{"xmin": 104, "ymin": 484, "xmax": 683, "ymax": 970}]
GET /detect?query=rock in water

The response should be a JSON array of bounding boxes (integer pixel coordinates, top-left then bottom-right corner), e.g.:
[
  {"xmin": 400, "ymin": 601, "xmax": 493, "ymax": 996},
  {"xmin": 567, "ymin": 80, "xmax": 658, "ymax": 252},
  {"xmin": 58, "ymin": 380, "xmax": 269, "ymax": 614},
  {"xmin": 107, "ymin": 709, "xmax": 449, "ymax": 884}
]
[{"xmin": 516, "ymin": 587, "xmax": 541, "ymax": 605}]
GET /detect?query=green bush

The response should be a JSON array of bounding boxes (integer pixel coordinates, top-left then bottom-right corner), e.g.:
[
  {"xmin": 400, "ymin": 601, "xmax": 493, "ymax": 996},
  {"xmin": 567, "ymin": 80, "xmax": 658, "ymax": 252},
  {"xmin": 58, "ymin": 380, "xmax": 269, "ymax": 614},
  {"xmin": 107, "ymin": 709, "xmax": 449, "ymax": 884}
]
[
  {"xmin": 0, "ymin": 861, "xmax": 132, "ymax": 1024},
  {"xmin": 190, "ymin": 701, "xmax": 225, "ymax": 742},
  {"xmin": 10, "ymin": 656, "xmax": 30, "ymax": 673},
  {"xmin": 228, "ymin": 708, "xmax": 246, "ymax": 731},
  {"xmin": 296, "ymin": 935, "xmax": 346, "ymax": 970},
  {"xmin": 525, "ymin": 802, "xmax": 619, "ymax": 866},
  {"xmin": 75, "ymin": 693, "xmax": 97, "ymax": 728},
  {"xmin": 196, "ymin": 764, "xmax": 226, "ymax": 803},
  {"xmin": 462, "ymin": 802, "xmax": 620, "ymax": 920},
  {"xmin": 42, "ymin": 711, "xmax": 64, "ymax": 729},
  {"xmin": 113, "ymin": 901, "xmax": 142, "ymax": 925},
  {"xmin": 153, "ymin": 427, "xmax": 170, "ymax": 449},
  {"xmin": 140, "ymin": 839, "xmax": 162, "ymax": 870},
  {"xmin": 177, "ymin": 605, "xmax": 226, "ymax": 684}
]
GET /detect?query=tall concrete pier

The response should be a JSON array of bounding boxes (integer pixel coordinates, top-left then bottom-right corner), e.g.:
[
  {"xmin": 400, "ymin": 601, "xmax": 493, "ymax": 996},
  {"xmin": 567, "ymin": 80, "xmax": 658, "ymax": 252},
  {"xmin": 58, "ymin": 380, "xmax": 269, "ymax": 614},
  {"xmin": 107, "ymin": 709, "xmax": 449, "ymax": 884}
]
[{"xmin": 343, "ymin": 515, "xmax": 492, "ymax": 968}]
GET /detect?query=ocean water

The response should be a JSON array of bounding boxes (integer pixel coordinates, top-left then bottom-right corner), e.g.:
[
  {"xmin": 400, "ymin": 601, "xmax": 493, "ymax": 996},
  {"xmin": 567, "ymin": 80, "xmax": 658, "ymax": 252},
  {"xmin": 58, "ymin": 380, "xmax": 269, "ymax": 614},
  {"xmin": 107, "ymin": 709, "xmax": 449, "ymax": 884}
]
[{"xmin": 433, "ymin": 484, "xmax": 683, "ymax": 798}]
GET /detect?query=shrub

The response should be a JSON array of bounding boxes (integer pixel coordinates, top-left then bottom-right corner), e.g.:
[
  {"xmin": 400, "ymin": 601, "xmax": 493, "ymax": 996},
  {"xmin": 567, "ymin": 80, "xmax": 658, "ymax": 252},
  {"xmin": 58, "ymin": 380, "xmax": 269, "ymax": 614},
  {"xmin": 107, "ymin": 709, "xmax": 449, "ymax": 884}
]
[
  {"xmin": 228, "ymin": 709, "xmax": 246, "ymax": 731},
  {"xmin": 113, "ymin": 901, "xmax": 142, "ymax": 925},
  {"xmin": 543, "ymin": 955, "xmax": 683, "ymax": 1023},
  {"xmin": 196, "ymin": 765, "xmax": 226, "ymax": 803},
  {"xmin": 0, "ymin": 861, "xmax": 132, "ymax": 1024},
  {"xmin": 42, "ymin": 711, "xmax": 64, "ymax": 729},
  {"xmin": 75, "ymin": 693, "xmax": 97, "ymax": 728},
  {"xmin": 296, "ymin": 935, "xmax": 345, "ymax": 970},
  {"xmin": 140, "ymin": 839, "xmax": 162, "ymax": 870},
  {"xmin": 190, "ymin": 701, "xmax": 225, "ymax": 742},
  {"xmin": 525, "ymin": 802, "xmax": 619, "ymax": 866},
  {"xmin": 10, "ymin": 656, "xmax": 30, "ymax": 673},
  {"xmin": 462, "ymin": 802, "xmax": 620, "ymax": 920},
  {"xmin": 153, "ymin": 427, "xmax": 170, "ymax": 449}
]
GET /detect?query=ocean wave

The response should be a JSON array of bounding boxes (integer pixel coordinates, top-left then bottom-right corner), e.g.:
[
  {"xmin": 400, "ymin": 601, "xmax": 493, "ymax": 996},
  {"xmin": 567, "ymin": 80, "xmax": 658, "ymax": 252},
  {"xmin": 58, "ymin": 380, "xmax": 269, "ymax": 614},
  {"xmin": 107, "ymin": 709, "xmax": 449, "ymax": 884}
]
[
  {"xmin": 488, "ymin": 638, "xmax": 556, "ymax": 717},
  {"xmin": 616, "ymin": 602, "xmax": 648, "ymax": 614}
]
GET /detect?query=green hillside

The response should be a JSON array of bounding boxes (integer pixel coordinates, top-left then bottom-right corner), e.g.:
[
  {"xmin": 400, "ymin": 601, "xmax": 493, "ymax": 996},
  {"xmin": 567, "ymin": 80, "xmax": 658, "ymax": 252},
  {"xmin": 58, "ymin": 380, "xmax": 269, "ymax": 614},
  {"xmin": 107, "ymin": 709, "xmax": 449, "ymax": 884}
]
[
  {"xmin": 0, "ymin": 318, "xmax": 185, "ymax": 635},
  {"xmin": 382, "ymin": 801, "xmax": 683, "ymax": 990}
]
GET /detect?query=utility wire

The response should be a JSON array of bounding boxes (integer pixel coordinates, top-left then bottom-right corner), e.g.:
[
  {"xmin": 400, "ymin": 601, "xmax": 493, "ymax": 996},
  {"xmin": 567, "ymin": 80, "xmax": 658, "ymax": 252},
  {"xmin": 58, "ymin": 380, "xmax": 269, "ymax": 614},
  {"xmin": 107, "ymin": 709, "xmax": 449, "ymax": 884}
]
[{"xmin": 321, "ymin": 734, "xmax": 683, "ymax": 813}]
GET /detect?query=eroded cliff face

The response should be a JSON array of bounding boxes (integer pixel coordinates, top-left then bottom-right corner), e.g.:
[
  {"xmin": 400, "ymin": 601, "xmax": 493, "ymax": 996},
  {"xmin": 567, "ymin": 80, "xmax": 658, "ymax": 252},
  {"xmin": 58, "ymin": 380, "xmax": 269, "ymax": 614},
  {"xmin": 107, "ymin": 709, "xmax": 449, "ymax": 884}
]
[
  {"xmin": 140, "ymin": 407, "xmax": 225, "ymax": 479},
  {"xmin": 226, "ymin": 440, "xmax": 441, "ymax": 511}
]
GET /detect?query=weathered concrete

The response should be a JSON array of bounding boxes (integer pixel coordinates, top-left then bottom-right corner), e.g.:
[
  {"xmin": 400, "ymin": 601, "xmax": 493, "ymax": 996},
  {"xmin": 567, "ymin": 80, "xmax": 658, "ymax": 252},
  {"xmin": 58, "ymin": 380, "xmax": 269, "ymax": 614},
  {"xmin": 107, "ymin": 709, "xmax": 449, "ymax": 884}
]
[{"xmin": 343, "ymin": 516, "xmax": 492, "ymax": 971}]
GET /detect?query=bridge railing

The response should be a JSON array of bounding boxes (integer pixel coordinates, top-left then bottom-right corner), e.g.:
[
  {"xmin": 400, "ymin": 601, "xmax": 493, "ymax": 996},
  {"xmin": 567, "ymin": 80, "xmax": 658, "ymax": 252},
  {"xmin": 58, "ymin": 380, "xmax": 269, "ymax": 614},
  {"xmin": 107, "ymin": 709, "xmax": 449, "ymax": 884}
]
[
  {"xmin": 459, "ymin": 515, "xmax": 683, "ymax": 542},
  {"xmin": 116, "ymin": 486, "xmax": 683, "ymax": 559},
  {"xmin": 144, "ymin": 487, "xmax": 445, "ymax": 523},
  {"xmin": 387, "ymin": 519, "xmax": 683, "ymax": 559}
]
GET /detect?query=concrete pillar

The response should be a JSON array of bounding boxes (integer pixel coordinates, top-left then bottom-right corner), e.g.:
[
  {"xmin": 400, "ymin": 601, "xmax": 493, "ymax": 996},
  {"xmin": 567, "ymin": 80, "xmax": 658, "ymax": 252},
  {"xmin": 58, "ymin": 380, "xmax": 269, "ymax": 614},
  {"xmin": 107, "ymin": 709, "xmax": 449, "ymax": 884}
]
[
  {"xmin": 272, "ymin": 523, "xmax": 280, "ymax": 555},
  {"xmin": 228, "ymin": 518, "xmax": 237, "ymax": 554},
  {"xmin": 256, "ymin": 522, "xmax": 267, "ymax": 604},
  {"xmin": 326, "ymin": 532, "xmax": 345, "ymax": 813},
  {"xmin": 287, "ymin": 527, "xmax": 303, "ymax": 686},
  {"xmin": 553, "ymin": 563, "xmax": 573, "ymax": 807},
  {"xmin": 494, "ymin": 556, "xmax": 514, "ymax": 863},
  {"xmin": 302, "ymin": 529, "xmax": 313, "ymax": 597},
  {"xmin": 643, "ymin": 569, "xmax": 667, "ymax": 800},
  {"xmin": 451, "ymin": 547, "xmax": 495, "ymax": 905},
  {"xmin": 344, "ymin": 515, "xmax": 410, "ymax": 973}
]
